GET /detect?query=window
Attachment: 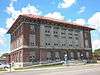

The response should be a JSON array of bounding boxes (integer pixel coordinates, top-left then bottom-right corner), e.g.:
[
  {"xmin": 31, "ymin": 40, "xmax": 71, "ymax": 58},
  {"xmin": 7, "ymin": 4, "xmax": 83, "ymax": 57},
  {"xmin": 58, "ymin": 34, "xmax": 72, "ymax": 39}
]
[
  {"xmin": 75, "ymin": 44, "xmax": 79, "ymax": 47},
  {"xmin": 75, "ymin": 29, "xmax": 80, "ymax": 33},
  {"xmin": 62, "ymin": 44, "xmax": 66, "ymax": 46},
  {"xmin": 61, "ymin": 28, "xmax": 66, "ymax": 34},
  {"xmin": 45, "ymin": 26, "xmax": 51, "ymax": 35},
  {"xmin": 17, "ymin": 35, "xmax": 23, "ymax": 46},
  {"xmin": 69, "ymin": 37, "xmax": 72, "ymax": 39},
  {"xmin": 70, "ymin": 52, "xmax": 74, "ymax": 58},
  {"xmin": 16, "ymin": 38, "xmax": 19, "ymax": 48},
  {"xmin": 30, "ymin": 42, "xmax": 34, "ymax": 46},
  {"xmin": 77, "ymin": 52, "xmax": 80, "ymax": 58},
  {"xmin": 85, "ymin": 40, "xmax": 89, "ymax": 48},
  {"xmin": 29, "ymin": 34, "xmax": 35, "ymax": 46},
  {"xmin": 30, "ymin": 25, "xmax": 34, "ymax": 30},
  {"xmin": 54, "ymin": 43, "xmax": 58, "ymax": 46},
  {"xmin": 47, "ymin": 52, "xmax": 51, "ymax": 59},
  {"xmin": 30, "ymin": 51, "xmax": 35, "ymax": 56},
  {"xmin": 68, "ymin": 33, "xmax": 72, "ymax": 35},
  {"xmin": 20, "ymin": 35, "xmax": 23, "ymax": 45},
  {"xmin": 69, "ymin": 44, "xmax": 72, "ymax": 47},
  {"xmin": 13, "ymin": 33, "xmax": 16, "ymax": 39},
  {"xmin": 53, "ymin": 26, "xmax": 59, "ymax": 29},
  {"xmin": 68, "ymin": 29, "xmax": 73, "ymax": 31},
  {"xmin": 45, "ymin": 34, "xmax": 50, "ymax": 37},
  {"xmin": 53, "ymin": 31, "xmax": 58, "ymax": 34},
  {"xmin": 11, "ymin": 34, "xmax": 14, "ymax": 40},
  {"xmin": 84, "ymin": 32, "xmax": 89, "ymax": 38},
  {"xmin": 29, "ymin": 51, "xmax": 36, "ymax": 62},
  {"xmin": 55, "ymin": 52, "xmax": 59, "ymax": 57},
  {"xmin": 55, "ymin": 52, "xmax": 60, "ymax": 60},
  {"xmin": 61, "ymin": 36, "xmax": 66, "ymax": 38},
  {"xmin": 61, "ymin": 28, "xmax": 66, "ymax": 30},
  {"xmin": 45, "ymin": 30, "xmax": 50, "ymax": 33},
  {"xmin": 45, "ymin": 25, "xmax": 51, "ymax": 28},
  {"xmin": 30, "ymin": 25, "xmax": 35, "ymax": 33},
  {"xmin": 61, "ymin": 32, "xmax": 65, "ymax": 35},
  {"xmin": 54, "ymin": 35, "xmax": 58, "ymax": 38},
  {"xmin": 17, "ymin": 29, "xmax": 19, "ymax": 36},
  {"xmin": 45, "ymin": 43, "xmax": 50, "ymax": 46},
  {"xmin": 48, "ymin": 43, "xmax": 50, "ymax": 45},
  {"xmin": 86, "ymin": 52, "xmax": 89, "ymax": 58},
  {"xmin": 74, "ymin": 34, "xmax": 78, "ymax": 36},
  {"xmin": 75, "ymin": 37, "xmax": 79, "ymax": 40}
]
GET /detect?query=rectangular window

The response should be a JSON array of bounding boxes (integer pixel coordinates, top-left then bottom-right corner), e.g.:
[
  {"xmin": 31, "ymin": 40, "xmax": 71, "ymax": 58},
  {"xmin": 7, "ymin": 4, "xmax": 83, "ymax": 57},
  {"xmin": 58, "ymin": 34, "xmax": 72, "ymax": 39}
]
[
  {"xmin": 53, "ymin": 31, "xmax": 58, "ymax": 34},
  {"xmin": 30, "ymin": 42, "xmax": 34, "ymax": 46},
  {"xmin": 75, "ymin": 37, "xmax": 79, "ymax": 40},
  {"xmin": 54, "ymin": 43, "xmax": 58, "ymax": 46},
  {"xmin": 75, "ymin": 44, "xmax": 79, "ymax": 47},
  {"xmin": 69, "ymin": 37, "xmax": 72, "ymax": 39},
  {"xmin": 77, "ymin": 52, "xmax": 80, "ymax": 58},
  {"xmin": 74, "ymin": 34, "xmax": 78, "ymax": 36},
  {"xmin": 45, "ymin": 34, "xmax": 50, "ymax": 37},
  {"xmin": 62, "ymin": 44, "xmax": 66, "ymax": 46},
  {"xmin": 44, "ymin": 26, "xmax": 51, "ymax": 35},
  {"xmin": 45, "ymin": 43, "xmax": 50, "ymax": 46},
  {"xmin": 45, "ymin": 25, "xmax": 51, "ymax": 28},
  {"xmin": 61, "ymin": 32, "xmax": 65, "ymax": 35},
  {"xmin": 47, "ymin": 52, "xmax": 51, "ymax": 59},
  {"xmin": 53, "ymin": 26, "xmax": 59, "ymax": 29},
  {"xmin": 85, "ymin": 40, "xmax": 89, "ymax": 48},
  {"xmin": 29, "ymin": 34, "xmax": 35, "ymax": 46},
  {"xmin": 70, "ymin": 52, "xmax": 74, "ymax": 58},
  {"xmin": 30, "ymin": 51, "xmax": 35, "ymax": 56},
  {"xmin": 55, "ymin": 52, "xmax": 59, "ymax": 57},
  {"xmin": 68, "ymin": 29, "xmax": 73, "ymax": 31},
  {"xmin": 69, "ymin": 44, "xmax": 72, "ymax": 47},
  {"xmin": 30, "ymin": 24, "xmax": 36, "ymax": 34},
  {"xmin": 54, "ymin": 35, "xmax": 58, "ymax": 38},
  {"xmin": 16, "ymin": 39, "xmax": 19, "ymax": 48},
  {"xmin": 61, "ymin": 28, "xmax": 66, "ymax": 30},
  {"xmin": 68, "ymin": 33, "xmax": 72, "ymax": 35},
  {"xmin": 45, "ymin": 30, "xmax": 50, "ymax": 33},
  {"xmin": 30, "ymin": 25, "xmax": 34, "ymax": 30},
  {"xmin": 61, "ymin": 36, "xmax": 66, "ymax": 38},
  {"xmin": 84, "ymin": 32, "xmax": 89, "ymax": 39},
  {"xmin": 86, "ymin": 52, "xmax": 89, "ymax": 58}
]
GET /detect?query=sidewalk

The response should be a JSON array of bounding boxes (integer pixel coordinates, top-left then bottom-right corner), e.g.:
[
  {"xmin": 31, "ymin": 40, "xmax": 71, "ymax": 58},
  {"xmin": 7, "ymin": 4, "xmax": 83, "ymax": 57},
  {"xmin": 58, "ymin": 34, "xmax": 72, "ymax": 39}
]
[
  {"xmin": 16, "ymin": 63, "xmax": 100, "ymax": 72},
  {"xmin": 0, "ymin": 63, "xmax": 100, "ymax": 74}
]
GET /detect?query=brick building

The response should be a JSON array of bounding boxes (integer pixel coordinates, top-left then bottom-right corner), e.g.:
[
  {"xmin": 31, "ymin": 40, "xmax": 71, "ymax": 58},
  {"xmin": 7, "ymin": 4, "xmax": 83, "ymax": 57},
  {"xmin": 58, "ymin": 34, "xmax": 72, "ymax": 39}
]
[{"xmin": 7, "ymin": 14, "xmax": 94, "ymax": 67}]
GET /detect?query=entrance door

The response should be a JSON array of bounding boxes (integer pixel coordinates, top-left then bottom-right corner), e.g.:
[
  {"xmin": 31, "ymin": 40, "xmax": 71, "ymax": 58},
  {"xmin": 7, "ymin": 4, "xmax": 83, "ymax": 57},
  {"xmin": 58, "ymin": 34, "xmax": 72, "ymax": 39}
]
[{"xmin": 70, "ymin": 52, "xmax": 74, "ymax": 60}]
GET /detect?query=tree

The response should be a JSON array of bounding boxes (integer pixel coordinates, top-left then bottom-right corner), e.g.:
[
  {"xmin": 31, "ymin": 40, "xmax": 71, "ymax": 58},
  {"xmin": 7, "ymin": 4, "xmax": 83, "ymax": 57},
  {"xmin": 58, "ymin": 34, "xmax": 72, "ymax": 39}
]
[
  {"xmin": 0, "ymin": 53, "xmax": 9, "ymax": 59},
  {"xmin": 93, "ymin": 49, "xmax": 100, "ymax": 60}
]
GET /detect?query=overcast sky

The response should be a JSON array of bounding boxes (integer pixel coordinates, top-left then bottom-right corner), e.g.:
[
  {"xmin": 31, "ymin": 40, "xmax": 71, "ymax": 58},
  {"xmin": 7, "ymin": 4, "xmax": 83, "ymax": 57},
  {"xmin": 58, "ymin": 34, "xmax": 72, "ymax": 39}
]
[{"xmin": 0, "ymin": 0, "xmax": 100, "ymax": 54}]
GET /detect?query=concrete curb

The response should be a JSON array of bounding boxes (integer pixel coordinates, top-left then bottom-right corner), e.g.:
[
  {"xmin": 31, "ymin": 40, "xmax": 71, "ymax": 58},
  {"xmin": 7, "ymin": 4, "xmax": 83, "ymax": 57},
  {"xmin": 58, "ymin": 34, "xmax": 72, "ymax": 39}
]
[{"xmin": 1, "ymin": 63, "xmax": 100, "ymax": 74}]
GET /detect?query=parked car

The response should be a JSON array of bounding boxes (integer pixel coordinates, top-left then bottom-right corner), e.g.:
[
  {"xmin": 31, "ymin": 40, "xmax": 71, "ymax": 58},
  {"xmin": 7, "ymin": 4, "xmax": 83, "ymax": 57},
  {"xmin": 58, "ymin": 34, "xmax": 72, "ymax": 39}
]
[{"xmin": 0, "ymin": 63, "xmax": 10, "ymax": 69}]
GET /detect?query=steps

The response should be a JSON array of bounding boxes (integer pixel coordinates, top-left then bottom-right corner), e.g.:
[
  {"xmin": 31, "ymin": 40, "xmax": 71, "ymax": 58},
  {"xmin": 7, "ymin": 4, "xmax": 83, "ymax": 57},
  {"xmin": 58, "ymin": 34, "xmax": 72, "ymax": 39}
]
[{"xmin": 64, "ymin": 60, "xmax": 87, "ymax": 66}]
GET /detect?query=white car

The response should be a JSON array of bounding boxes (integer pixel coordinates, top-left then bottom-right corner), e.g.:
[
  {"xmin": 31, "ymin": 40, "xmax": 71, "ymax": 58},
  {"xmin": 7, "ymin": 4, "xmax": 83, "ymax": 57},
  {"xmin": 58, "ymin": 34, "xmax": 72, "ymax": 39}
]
[{"xmin": 0, "ymin": 63, "xmax": 10, "ymax": 69}]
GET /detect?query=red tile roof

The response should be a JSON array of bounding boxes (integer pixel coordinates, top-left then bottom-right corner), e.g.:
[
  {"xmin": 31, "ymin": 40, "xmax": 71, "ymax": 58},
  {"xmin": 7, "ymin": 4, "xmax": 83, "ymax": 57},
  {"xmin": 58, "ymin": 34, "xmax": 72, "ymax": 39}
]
[
  {"xmin": 23, "ymin": 14, "xmax": 95, "ymax": 30},
  {"xmin": 7, "ymin": 14, "xmax": 95, "ymax": 33}
]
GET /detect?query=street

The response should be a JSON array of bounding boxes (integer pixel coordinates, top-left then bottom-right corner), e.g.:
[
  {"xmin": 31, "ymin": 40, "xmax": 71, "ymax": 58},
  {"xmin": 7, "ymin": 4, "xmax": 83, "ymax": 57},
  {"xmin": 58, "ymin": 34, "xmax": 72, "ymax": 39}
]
[{"xmin": 1, "ymin": 64, "xmax": 100, "ymax": 75}]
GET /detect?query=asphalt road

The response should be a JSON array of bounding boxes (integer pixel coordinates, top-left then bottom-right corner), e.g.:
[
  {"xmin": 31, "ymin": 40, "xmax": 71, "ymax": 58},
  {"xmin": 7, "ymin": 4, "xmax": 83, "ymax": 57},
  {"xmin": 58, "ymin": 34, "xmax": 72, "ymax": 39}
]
[{"xmin": 1, "ymin": 64, "xmax": 100, "ymax": 75}]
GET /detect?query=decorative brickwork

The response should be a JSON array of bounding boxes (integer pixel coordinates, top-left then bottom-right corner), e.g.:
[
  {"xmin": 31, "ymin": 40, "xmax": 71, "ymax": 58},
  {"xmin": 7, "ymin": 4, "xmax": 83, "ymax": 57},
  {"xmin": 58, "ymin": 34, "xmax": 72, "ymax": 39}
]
[{"xmin": 7, "ymin": 14, "xmax": 94, "ymax": 67}]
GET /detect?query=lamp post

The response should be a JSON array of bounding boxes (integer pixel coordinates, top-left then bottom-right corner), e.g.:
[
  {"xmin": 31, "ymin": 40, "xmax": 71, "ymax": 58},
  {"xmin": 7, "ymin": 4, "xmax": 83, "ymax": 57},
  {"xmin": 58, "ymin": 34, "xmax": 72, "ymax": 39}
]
[
  {"xmin": 81, "ymin": 53, "xmax": 83, "ymax": 61},
  {"xmin": 64, "ymin": 54, "xmax": 67, "ymax": 64}
]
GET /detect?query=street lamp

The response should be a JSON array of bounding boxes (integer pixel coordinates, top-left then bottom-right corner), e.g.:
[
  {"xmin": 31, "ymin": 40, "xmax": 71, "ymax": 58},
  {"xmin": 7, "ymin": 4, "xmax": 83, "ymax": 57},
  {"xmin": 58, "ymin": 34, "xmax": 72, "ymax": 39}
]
[
  {"xmin": 64, "ymin": 54, "xmax": 68, "ymax": 64},
  {"xmin": 81, "ymin": 53, "xmax": 83, "ymax": 61}
]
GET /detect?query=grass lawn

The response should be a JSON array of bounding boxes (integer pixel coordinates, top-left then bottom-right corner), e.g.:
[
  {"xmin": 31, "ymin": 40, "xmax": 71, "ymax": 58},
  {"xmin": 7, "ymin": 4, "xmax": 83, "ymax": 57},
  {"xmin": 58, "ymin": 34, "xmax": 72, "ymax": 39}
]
[
  {"xmin": 0, "ymin": 68, "xmax": 6, "ymax": 71},
  {"xmin": 15, "ymin": 63, "xmax": 63, "ymax": 70}
]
